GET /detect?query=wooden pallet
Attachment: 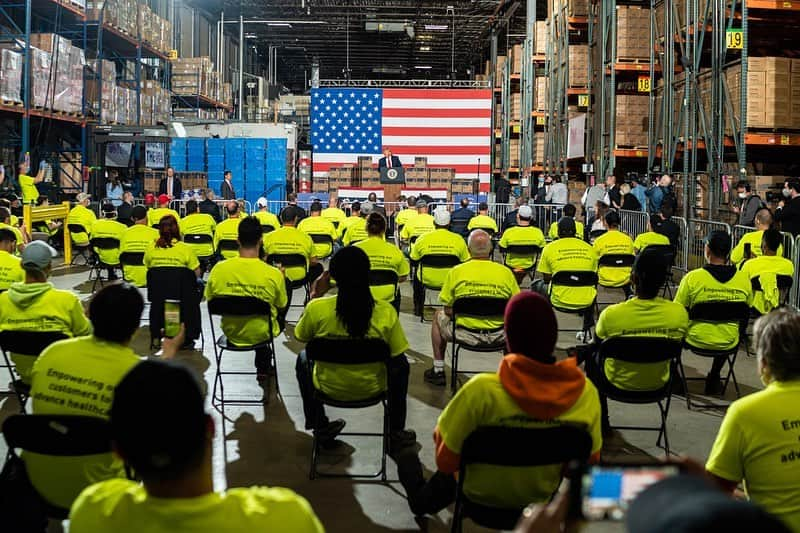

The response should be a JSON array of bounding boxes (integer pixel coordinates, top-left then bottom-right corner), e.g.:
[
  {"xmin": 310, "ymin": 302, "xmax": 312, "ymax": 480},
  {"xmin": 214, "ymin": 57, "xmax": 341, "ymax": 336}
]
[
  {"xmin": 617, "ymin": 57, "xmax": 650, "ymax": 63},
  {"xmin": 1, "ymin": 100, "xmax": 22, "ymax": 107},
  {"xmin": 614, "ymin": 144, "xmax": 649, "ymax": 150}
]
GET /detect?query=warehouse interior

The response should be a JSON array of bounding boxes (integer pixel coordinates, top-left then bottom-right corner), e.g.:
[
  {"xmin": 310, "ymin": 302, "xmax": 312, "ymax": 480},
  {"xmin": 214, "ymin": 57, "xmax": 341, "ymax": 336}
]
[{"xmin": 1, "ymin": 0, "xmax": 800, "ymax": 531}]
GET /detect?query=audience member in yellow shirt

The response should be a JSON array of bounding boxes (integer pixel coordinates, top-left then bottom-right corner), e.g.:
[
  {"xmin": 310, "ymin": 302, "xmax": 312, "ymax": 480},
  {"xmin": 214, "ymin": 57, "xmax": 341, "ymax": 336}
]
[
  {"xmin": 67, "ymin": 193, "xmax": 97, "ymax": 247},
  {"xmin": 740, "ymin": 229, "xmax": 794, "ymax": 315},
  {"xmin": 119, "ymin": 206, "xmax": 158, "ymax": 287},
  {"xmin": 69, "ymin": 360, "xmax": 324, "ymax": 533},
  {"xmin": 0, "ymin": 227, "xmax": 23, "ymax": 291}
]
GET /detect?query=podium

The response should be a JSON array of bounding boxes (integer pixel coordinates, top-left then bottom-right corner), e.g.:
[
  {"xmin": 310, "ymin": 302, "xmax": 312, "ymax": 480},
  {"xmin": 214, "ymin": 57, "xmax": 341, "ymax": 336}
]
[{"xmin": 380, "ymin": 166, "xmax": 405, "ymax": 185}]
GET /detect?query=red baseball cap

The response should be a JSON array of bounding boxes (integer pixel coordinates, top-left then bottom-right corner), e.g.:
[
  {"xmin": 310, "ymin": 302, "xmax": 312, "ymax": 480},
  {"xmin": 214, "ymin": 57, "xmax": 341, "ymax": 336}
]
[
  {"xmin": 144, "ymin": 193, "xmax": 155, "ymax": 206},
  {"xmin": 158, "ymin": 194, "xmax": 170, "ymax": 206}
]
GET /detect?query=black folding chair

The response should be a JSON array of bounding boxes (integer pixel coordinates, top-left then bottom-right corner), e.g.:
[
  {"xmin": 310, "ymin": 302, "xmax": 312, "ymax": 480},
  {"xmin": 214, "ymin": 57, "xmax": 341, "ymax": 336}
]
[
  {"xmin": 588, "ymin": 228, "xmax": 607, "ymax": 243},
  {"xmin": 595, "ymin": 337, "xmax": 683, "ymax": 455},
  {"xmin": 449, "ymin": 218, "xmax": 471, "ymax": 239},
  {"xmin": 208, "ymin": 296, "xmax": 277, "ymax": 409},
  {"xmin": 305, "ymin": 338, "xmax": 392, "ymax": 481},
  {"xmin": 67, "ymin": 223, "xmax": 92, "ymax": 265},
  {"xmin": 679, "ymin": 301, "xmax": 750, "ymax": 409},
  {"xmin": 369, "ymin": 269, "xmax": 400, "ymax": 310},
  {"xmin": 417, "ymin": 254, "xmax": 463, "ymax": 323},
  {"xmin": 452, "ymin": 425, "xmax": 592, "ymax": 532},
  {"xmin": 596, "ymin": 253, "xmax": 635, "ymax": 306},
  {"xmin": 644, "ymin": 244, "xmax": 676, "ymax": 298},
  {"xmin": 0, "ymin": 331, "xmax": 68, "ymax": 413},
  {"xmin": 450, "ymin": 297, "xmax": 508, "ymax": 393},
  {"xmin": 500, "ymin": 244, "xmax": 542, "ymax": 283},
  {"xmin": 261, "ymin": 224, "xmax": 276, "ymax": 234},
  {"xmin": 146, "ymin": 267, "xmax": 204, "ymax": 351},
  {"xmin": 184, "ymin": 233, "xmax": 216, "ymax": 269},
  {"xmin": 1, "ymin": 414, "xmax": 118, "ymax": 519},
  {"xmin": 267, "ymin": 253, "xmax": 312, "ymax": 307},
  {"xmin": 309, "ymin": 234, "xmax": 335, "ymax": 260},
  {"xmin": 89, "ymin": 237, "xmax": 122, "ymax": 292},
  {"xmin": 548, "ymin": 270, "xmax": 599, "ymax": 340},
  {"xmin": 217, "ymin": 238, "xmax": 239, "ymax": 259}
]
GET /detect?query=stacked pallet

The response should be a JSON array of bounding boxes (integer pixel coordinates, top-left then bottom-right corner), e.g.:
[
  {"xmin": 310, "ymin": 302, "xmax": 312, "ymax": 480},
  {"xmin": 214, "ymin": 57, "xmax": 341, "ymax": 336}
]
[
  {"xmin": 87, "ymin": 0, "xmax": 172, "ymax": 55},
  {"xmin": 569, "ymin": 45, "xmax": 589, "ymax": 87},
  {"xmin": 29, "ymin": 33, "xmax": 85, "ymax": 114},
  {"xmin": 615, "ymin": 95, "xmax": 649, "ymax": 147},
  {"xmin": 0, "ymin": 48, "xmax": 22, "ymax": 104},
  {"xmin": 617, "ymin": 6, "xmax": 650, "ymax": 60}
]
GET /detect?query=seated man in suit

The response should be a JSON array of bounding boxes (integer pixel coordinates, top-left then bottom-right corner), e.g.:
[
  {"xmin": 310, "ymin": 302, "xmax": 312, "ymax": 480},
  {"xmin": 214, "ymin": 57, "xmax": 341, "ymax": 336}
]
[{"xmin": 378, "ymin": 148, "xmax": 402, "ymax": 169}]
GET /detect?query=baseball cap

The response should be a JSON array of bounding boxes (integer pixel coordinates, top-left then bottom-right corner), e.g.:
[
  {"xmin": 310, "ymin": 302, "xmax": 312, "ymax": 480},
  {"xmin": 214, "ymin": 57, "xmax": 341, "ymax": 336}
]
[
  {"xmin": 158, "ymin": 194, "xmax": 170, "ymax": 205},
  {"xmin": 256, "ymin": 197, "xmax": 268, "ymax": 208},
  {"xmin": 101, "ymin": 202, "xmax": 116, "ymax": 213},
  {"xmin": 518, "ymin": 205, "xmax": 533, "ymax": 219},
  {"xmin": 21, "ymin": 240, "xmax": 57, "ymax": 271},
  {"xmin": 557, "ymin": 216, "xmax": 577, "ymax": 237},
  {"xmin": 144, "ymin": 193, "xmax": 155, "ymax": 206},
  {"xmin": 417, "ymin": 199, "xmax": 428, "ymax": 209},
  {"xmin": 433, "ymin": 208, "xmax": 451, "ymax": 226},
  {"xmin": 705, "ymin": 230, "xmax": 732, "ymax": 258},
  {"xmin": 361, "ymin": 200, "xmax": 374, "ymax": 215},
  {"xmin": 628, "ymin": 475, "xmax": 790, "ymax": 533},
  {"xmin": 76, "ymin": 192, "xmax": 91, "ymax": 203}
]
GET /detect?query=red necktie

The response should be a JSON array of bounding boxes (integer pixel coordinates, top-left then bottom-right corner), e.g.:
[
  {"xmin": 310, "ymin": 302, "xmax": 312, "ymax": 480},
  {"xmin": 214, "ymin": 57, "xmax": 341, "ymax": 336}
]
[{"xmin": 387, "ymin": 157, "xmax": 392, "ymax": 168}]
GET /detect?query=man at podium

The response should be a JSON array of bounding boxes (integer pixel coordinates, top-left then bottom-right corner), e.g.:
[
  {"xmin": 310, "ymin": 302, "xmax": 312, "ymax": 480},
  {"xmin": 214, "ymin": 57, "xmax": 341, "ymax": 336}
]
[{"xmin": 378, "ymin": 148, "xmax": 402, "ymax": 169}]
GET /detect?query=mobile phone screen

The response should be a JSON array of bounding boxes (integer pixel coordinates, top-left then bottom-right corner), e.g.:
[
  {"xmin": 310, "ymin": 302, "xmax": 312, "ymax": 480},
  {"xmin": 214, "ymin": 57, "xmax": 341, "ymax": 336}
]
[
  {"xmin": 581, "ymin": 465, "xmax": 680, "ymax": 521},
  {"xmin": 164, "ymin": 299, "xmax": 180, "ymax": 338}
]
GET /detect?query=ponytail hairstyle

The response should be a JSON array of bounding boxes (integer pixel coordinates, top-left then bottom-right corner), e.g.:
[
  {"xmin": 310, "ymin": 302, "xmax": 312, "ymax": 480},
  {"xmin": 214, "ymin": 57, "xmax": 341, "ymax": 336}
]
[
  {"xmin": 365, "ymin": 212, "xmax": 386, "ymax": 237},
  {"xmin": 156, "ymin": 215, "xmax": 180, "ymax": 248},
  {"xmin": 329, "ymin": 247, "xmax": 375, "ymax": 338}
]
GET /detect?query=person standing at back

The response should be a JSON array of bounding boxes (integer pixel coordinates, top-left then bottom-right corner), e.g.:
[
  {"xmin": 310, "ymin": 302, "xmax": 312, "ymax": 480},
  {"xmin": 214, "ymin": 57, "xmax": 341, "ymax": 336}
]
[
  {"xmin": 158, "ymin": 166, "xmax": 182, "ymax": 199},
  {"xmin": 220, "ymin": 170, "xmax": 236, "ymax": 200},
  {"xmin": 119, "ymin": 206, "xmax": 159, "ymax": 287},
  {"xmin": 17, "ymin": 160, "xmax": 45, "ymax": 205},
  {"xmin": 775, "ymin": 178, "xmax": 800, "ymax": 236},
  {"xmin": 733, "ymin": 181, "xmax": 766, "ymax": 227},
  {"xmin": 69, "ymin": 360, "xmax": 324, "ymax": 533}
]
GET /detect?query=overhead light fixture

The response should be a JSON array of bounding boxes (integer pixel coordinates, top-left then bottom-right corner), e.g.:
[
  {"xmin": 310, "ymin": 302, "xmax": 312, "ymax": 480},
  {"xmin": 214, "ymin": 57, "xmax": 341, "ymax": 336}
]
[
  {"xmin": 245, "ymin": 33, "xmax": 257, "ymax": 39},
  {"xmin": 268, "ymin": 22, "xmax": 292, "ymax": 27},
  {"xmin": 424, "ymin": 24, "xmax": 448, "ymax": 30},
  {"xmin": 419, "ymin": 46, "xmax": 431, "ymax": 51},
  {"xmin": 414, "ymin": 65, "xmax": 432, "ymax": 69}
]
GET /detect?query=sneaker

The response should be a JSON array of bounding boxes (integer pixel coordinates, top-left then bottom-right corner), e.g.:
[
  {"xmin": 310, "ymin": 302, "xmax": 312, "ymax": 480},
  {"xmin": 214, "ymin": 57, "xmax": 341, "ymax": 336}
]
[
  {"xmin": 314, "ymin": 419, "xmax": 346, "ymax": 447},
  {"xmin": 575, "ymin": 331, "xmax": 593, "ymax": 344},
  {"xmin": 424, "ymin": 367, "xmax": 446, "ymax": 387}
]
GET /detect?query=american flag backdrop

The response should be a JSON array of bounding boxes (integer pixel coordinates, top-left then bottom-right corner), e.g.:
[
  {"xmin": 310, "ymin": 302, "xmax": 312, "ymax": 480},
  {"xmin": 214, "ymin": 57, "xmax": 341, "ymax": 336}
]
[{"xmin": 310, "ymin": 87, "xmax": 492, "ymax": 191}]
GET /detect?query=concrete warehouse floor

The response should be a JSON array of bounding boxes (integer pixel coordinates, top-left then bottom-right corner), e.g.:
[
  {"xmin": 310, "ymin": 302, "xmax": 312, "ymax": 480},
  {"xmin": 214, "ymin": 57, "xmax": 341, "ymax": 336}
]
[{"xmin": 0, "ymin": 263, "xmax": 760, "ymax": 533}]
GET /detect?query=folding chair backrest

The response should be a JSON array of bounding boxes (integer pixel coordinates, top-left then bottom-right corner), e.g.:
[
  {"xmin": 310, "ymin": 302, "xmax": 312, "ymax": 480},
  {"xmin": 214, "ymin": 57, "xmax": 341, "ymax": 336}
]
[
  {"xmin": 449, "ymin": 219, "xmax": 470, "ymax": 238},
  {"xmin": 551, "ymin": 270, "xmax": 599, "ymax": 287},
  {"xmin": 589, "ymin": 229, "xmax": 607, "ymax": 239},
  {"xmin": 598, "ymin": 337, "xmax": 683, "ymax": 365},
  {"xmin": 689, "ymin": 301, "xmax": 750, "ymax": 323},
  {"xmin": 90, "ymin": 237, "xmax": 120, "ymax": 250},
  {"xmin": 119, "ymin": 252, "xmax": 145, "ymax": 267},
  {"xmin": 262, "ymin": 225, "xmax": 276, "ymax": 234},
  {"xmin": 306, "ymin": 338, "xmax": 391, "ymax": 365},
  {"xmin": 645, "ymin": 244, "xmax": 675, "ymax": 266},
  {"xmin": 2, "ymin": 414, "xmax": 111, "ymax": 456},
  {"xmin": 267, "ymin": 253, "xmax": 307, "ymax": 269},
  {"xmin": 217, "ymin": 239, "xmax": 239, "ymax": 252},
  {"xmin": 598, "ymin": 254, "xmax": 635, "ymax": 268},
  {"xmin": 460, "ymin": 425, "xmax": 592, "ymax": 468},
  {"xmin": 453, "ymin": 297, "xmax": 508, "ymax": 322},
  {"xmin": 0, "ymin": 330, "xmax": 68, "ymax": 356},
  {"xmin": 505, "ymin": 244, "xmax": 541, "ymax": 256},
  {"xmin": 67, "ymin": 224, "xmax": 88, "ymax": 239},
  {"xmin": 419, "ymin": 254, "xmax": 462, "ymax": 269},
  {"xmin": 310, "ymin": 234, "xmax": 334, "ymax": 245},
  {"xmin": 369, "ymin": 269, "xmax": 399, "ymax": 287},
  {"xmin": 184, "ymin": 233, "xmax": 213, "ymax": 245},
  {"xmin": 146, "ymin": 267, "xmax": 197, "ymax": 302},
  {"xmin": 208, "ymin": 296, "xmax": 272, "ymax": 317}
]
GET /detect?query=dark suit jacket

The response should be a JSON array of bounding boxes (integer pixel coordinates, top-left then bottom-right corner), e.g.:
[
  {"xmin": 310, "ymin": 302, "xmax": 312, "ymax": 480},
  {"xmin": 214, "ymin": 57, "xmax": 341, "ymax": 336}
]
[
  {"xmin": 776, "ymin": 196, "xmax": 800, "ymax": 236},
  {"xmin": 378, "ymin": 156, "xmax": 403, "ymax": 169},
  {"xmin": 220, "ymin": 180, "xmax": 236, "ymax": 200},
  {"xmin": 117, "ymin": 201, "xmax": 134, "ymax": 226},
  {"xmin": 158, "ymin": 177, "xmax": 182, "ymax": 198},
  {"xmin": 199, "ymin": 199, "xmax": 221, "ymax": 222}
]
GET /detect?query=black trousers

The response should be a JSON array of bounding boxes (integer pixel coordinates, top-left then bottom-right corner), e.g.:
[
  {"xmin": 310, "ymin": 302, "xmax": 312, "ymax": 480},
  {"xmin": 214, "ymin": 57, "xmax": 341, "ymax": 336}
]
[
  {"xmin": 412, "ymin": 277, "xmax": 424, "ymax": 315},
  {"xmin": 396, "ymin": 450, "xmax": 457, "ymax": 516},
  {"xmin": 295, "ymin": 350, "xmax": 410, "ymax": 433},
  {"xmin": 285, "ymin": 263, "xmax": 324, "ymax": 307}
]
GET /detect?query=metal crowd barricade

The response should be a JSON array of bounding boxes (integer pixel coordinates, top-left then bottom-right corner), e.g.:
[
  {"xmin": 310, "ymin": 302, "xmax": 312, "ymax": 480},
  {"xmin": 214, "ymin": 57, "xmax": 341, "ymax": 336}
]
[
  {"xmin": 489, "ymin": 203, "xmax": 513, "ymax": 229},
  {"xmin": 686, "ymin": 219, "xmax": 731, "ymax": 271},
  {"xmin": 671, "ymin": 216, "xmax": 688, "ymax": 273},
  {"xmin": 529, "ymin": 203, "xmax": 564, "ymax": 234},
  {"xmin": 781, "ymin": 231, "xmax": 795, "ymax": 263},
  {"xmin": 170, "ymin": 199, "xmax": 253, "ymax": 220},
  {"xmin": 732, "ymin": 225, "xmax": 755, "ymax": 247},
  {"xmin": 618, "ymin": 209, "xmax": 649, "ymax": 240},
  {"xmin": 791, "ymin": 235, "xmax": 800, "ymax": 310}
]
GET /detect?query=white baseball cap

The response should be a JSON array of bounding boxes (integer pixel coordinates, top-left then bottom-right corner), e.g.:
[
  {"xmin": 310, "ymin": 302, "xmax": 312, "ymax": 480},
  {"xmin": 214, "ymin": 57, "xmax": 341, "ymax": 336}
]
[
  {"xmin": 518, "ymin": 205, "xmax": 533, "ymax": 219},
  {"xmin": 433, "ymin": 208, "xmax": 451, "ymax": 226},
  {"xmin": 256, "ymin": 197, "xmax": 268, "ymax": 208}
]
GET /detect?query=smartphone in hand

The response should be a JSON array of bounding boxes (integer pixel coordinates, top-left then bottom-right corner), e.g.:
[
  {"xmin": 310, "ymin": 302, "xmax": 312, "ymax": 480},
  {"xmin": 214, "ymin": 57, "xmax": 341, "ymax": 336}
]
[{"xmin": 164, "ymin": 299, "xmax": 181, "ymax": 338}]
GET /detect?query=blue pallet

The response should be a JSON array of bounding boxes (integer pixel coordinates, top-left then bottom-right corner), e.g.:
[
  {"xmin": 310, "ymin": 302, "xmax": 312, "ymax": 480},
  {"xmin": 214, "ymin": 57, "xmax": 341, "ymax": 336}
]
[
  {"xmin": 207, "ymin": 138, "xmax": 225, "ymax": 152},
  {"xmin": 246, "ymin": 151, "xmax": 266, "ymax": 160},
  {"xmin": 245, "ymin": 138, "xmax": 266, "ymax": 148},
  {"xmin": 267, "ymin": 138, "xmax": 285, "ymax": 148},
  {"xmin": 186, "ymin": 160, "xmax": 205, "ymax": 172},
  {"xmin": 207, "ymin": 180, "xmax": 223, "ymax": 191},
  {"xmin": 171, "ymin": 139, "xmax": 187, "ymax": 150},
  {"xmin": 207, "ymin": 173, "xmax": 224, "ymax": 183}
]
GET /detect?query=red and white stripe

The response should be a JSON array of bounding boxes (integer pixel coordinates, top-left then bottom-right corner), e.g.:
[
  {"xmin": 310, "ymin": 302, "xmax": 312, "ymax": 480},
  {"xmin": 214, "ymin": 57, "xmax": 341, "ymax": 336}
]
[{"xmin": 313, "ymin": 88, "xmax": 492, "ymax": 191}]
